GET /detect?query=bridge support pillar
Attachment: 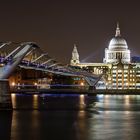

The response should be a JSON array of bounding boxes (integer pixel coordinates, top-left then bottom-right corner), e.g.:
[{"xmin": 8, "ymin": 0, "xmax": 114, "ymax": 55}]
[{"xmin": 0, "ymin": 79, "xmax": 12, "ymax": 109}]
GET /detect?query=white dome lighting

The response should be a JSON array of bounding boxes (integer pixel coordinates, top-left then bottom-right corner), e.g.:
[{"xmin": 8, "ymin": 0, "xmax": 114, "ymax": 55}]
[
  {"xmin": 103, "ymin": 23, "xmax": 131, "ymax": 64},
  {"xmin": 108, "ymin": 23, "xmax": 128, "ymax": 50},
  {"xmin": 109, "ymin": 37, "xmax": 128, "ymax": 50}
]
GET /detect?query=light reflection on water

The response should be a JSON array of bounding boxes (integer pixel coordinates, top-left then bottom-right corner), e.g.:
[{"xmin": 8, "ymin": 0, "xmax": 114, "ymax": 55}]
[
  {"xmin": 10, "ymin": 93, "xmax": 140, "ymax": 112},
  {"xmin": 124, "ymin": 95, "xmax": 130, "ymax": 106},
  {"xmin": 79, "ymin": 94, "xmax": 85, "ymax": 109},
  {"xmin": 11, "ymin": 93, "xmax": 90, "ymax": 110},
  {"xmin": 2, "ymin": 94, "xmax": 140, "ymax": 140},
  {"xmin": 11, "ymin": 93, "xmax": 16, "ymax": 108},
  {"xmin": 96, "ymin": 94, "xmax": 140, "ymax": 111},
  {"xmin": 33, "ymin": 94, "xmax": 39, "ymax": 109}
]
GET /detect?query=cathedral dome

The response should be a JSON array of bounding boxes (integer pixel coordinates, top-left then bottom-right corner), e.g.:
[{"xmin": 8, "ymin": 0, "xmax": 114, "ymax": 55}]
[
  {"xmin": 108, "ymin": 23, "xmax": 128, "ymax": 50},
  {"xmin": 109, "ymin": 36, "xmax": 128, "ymax": 50},
  {"xmin": 104, "ymin": 23, "xmax": 131, "ymax": 64}
]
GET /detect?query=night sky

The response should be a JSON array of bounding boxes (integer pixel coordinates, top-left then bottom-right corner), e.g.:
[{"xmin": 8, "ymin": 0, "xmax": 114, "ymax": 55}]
[{"xmin": 0, "ymin": 0, "xmax": 140, "ymax": 63}]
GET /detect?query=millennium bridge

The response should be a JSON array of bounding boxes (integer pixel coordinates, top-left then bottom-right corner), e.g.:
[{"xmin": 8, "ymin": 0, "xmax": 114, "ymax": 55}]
[{"xmin": 0, "ymin": 42, "xmax": 103, "ymax": 109}]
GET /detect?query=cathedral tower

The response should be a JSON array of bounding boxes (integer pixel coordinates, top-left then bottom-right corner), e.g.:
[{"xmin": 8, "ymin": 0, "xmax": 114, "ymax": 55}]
[{"xmin": 70, "ymin": 44, "xmax": 80, "ymax": 65}]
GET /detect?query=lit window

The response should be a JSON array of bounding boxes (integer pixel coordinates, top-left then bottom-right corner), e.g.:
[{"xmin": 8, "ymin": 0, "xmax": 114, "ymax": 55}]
[
  {"xmin": 112, "ymin": 70, "xmax": 116, "ymax": 73},
  {"xmin": 124, "ymin": 75, "xmax": 127, "ymax": 77},
  {"xmin": 118, "ymin": 70, "xmax": 122, "ymax": 73},
  {"xmin": 124, "ymin": 66, "xmax": 128, "ymax": 68}
]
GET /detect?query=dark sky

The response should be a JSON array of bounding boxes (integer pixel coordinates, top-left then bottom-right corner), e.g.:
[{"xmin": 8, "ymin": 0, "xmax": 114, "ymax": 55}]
[{"xmin": 0, "ymin": 0, "xmax": 140, "ymax": 63}]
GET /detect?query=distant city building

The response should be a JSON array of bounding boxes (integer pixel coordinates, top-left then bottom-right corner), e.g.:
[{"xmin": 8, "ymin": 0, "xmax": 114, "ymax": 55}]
[
  {"xmin": 131, "ymin": 56, "xmax": 140, "ymax": 63},
  {"xmin": 70, "ymin": 23, "xmax": 140, "ymax": 89}
]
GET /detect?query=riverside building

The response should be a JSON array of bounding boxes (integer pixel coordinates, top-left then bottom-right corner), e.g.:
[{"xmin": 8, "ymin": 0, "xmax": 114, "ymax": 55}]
[{"xmin": 70, "ymin": 24, "xmax": 140, "ymax": 89}]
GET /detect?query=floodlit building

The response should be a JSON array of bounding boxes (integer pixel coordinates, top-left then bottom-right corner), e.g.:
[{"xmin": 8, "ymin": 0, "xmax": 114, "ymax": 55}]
[{"xmin": 70, "ymin": 23, "xmax": 140, "ymax": 89}]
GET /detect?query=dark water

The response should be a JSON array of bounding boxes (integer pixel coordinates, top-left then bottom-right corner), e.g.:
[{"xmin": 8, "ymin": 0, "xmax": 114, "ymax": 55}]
[{"xmin": 1, "ymin": 94, "xmax": 140, "ymax": 140}]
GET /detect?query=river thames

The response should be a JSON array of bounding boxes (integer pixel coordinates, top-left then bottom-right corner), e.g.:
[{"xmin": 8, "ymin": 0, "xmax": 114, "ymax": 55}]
[{"xmin": 1, "ymin": 94, "xmax": 140, "ymax": 140}]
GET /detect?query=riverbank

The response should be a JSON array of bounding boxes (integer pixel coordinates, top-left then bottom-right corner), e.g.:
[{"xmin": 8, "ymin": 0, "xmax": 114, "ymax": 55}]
[{"xmin": 10, "ymin": 88, "xmax": 140, "ymax": 95}]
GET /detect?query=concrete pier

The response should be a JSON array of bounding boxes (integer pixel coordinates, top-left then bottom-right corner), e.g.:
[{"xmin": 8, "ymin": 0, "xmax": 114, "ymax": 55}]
[{"xmin": 0, "ymin": 80, "xmax": 12, "ymax": 109}]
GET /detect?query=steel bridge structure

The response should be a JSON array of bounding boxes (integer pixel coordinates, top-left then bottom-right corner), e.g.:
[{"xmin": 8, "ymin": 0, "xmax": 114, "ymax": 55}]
[{"xmin": 0, "ymin": 41, "xmax": 103, "ymax": 87}]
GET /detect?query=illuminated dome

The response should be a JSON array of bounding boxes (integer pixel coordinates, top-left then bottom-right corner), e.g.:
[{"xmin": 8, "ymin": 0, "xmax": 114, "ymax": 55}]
[
  {"xmin": 108, "ymin": 23, "xmax": 128, "ymax": 50},
  {"xmin": 103, "ymin": 23, "xmax": 131, "ymax": 64},
  {"xmin": 109, "ymin": 37, "xmax": 128, "ymax": 50}
]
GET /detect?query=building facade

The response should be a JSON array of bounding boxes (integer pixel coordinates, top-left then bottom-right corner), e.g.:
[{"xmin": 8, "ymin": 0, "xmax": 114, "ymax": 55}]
[{"xmin": 70, "ymin": 24, "xmax": 140, "ymax": 89}]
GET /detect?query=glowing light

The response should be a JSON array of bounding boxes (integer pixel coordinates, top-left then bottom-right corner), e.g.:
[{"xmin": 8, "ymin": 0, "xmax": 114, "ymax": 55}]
[
  {"xmin": 80, "ymin": 94, "xmax": 84, "ymax": 98},
  {"xmin": 118, "ymin": 70, "xmax": 122, "ymax": 73},
  {"xmin": 0, "ymin": 63, "xmax": 4, "ymax": 66},
  {"xmin": 108, "ymin": 77, "xmax": 111, "ymax": 80},
  {"xmin": 11, "ymin": 93, "xmax": 16, "ymax": 97},
  {"xmin": 34, "ymin": 94, "xmax": 38, "ymax": 98},
  {"xmin": 34, "ymin": 82, "xmax": 37, "ymax": 86},
  {"xmin": 11, "ymin": 82, "xmax": 15, "ymax": 86},
  {"xmin": 80, "ymin": 82, "xmax": 84, "ymax": 86}
]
